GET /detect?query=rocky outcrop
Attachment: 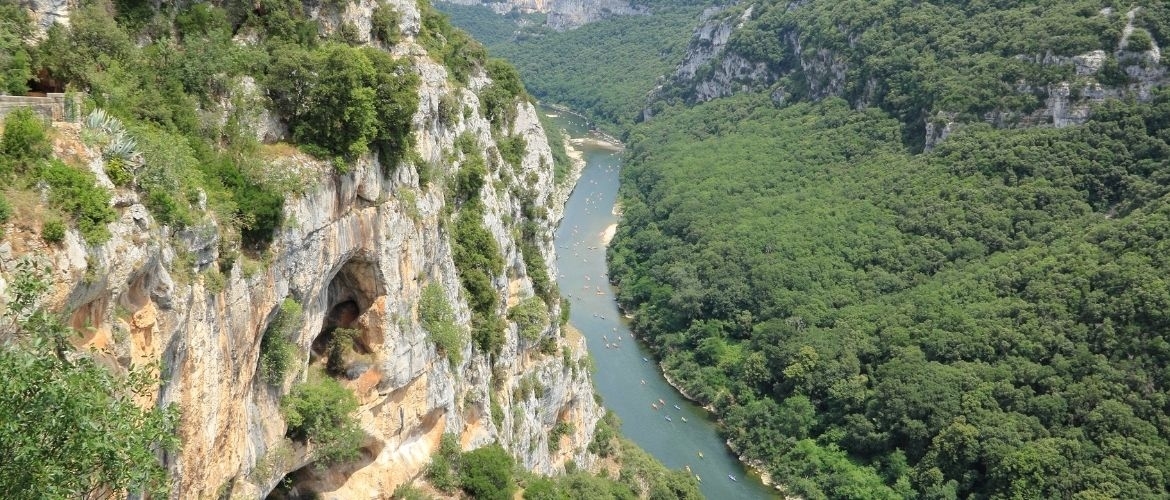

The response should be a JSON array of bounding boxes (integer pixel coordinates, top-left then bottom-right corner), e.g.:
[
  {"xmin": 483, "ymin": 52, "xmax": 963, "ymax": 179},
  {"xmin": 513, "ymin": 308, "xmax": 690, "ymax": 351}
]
[
  {"xmin": 20, "ymin": 0, "xmax": 72, "ymax": 37},
  {"xmin": 669, "ymin": 5, "xmax": 779, "ymax": 103},
  {"xmin": 439, "ymin": 0, "xmax": 644, "ymax": 31},
  {"xmin": 1, "ymin": 0, "xmax": 603, "ymax": 498}
]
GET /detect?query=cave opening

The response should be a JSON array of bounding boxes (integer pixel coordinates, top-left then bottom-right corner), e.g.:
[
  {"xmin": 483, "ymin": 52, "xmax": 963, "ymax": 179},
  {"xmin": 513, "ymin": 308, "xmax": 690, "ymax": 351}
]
[{"xmin": 309, "ymin": 258, "xmax": 384, "ymax": 380}]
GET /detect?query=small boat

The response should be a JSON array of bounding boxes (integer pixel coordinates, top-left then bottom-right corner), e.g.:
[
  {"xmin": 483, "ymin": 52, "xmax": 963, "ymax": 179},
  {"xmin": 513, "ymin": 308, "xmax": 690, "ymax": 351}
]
[
  {"xmin": 697, "ymin": 452, "xmax": 704, "ymax": 459},
  {"xmin": 664, "ymin": 416, "xmax": 672, "ymax": 422},
  {"xmin": 674, "ymin": 405, "xmax": 682, "ymax": 410},
  {"xmin": 696, "ymin": 475, "xmax": 701, "ymax": 483},
  {"xmin": 728, "ymin": 474, "xmax": 737, "ymax": 482},
  {"xmin": 681, "ymin": 417, "xmax": 688, "ymax": 423},
  {"xmin": 658, "ymin": 398, "xmax": 665, "ymax": 404},
  {"xmin": 642, "ymin": 357, "xmax": 649, "ymax": 362},
  {"xmin": 652, "ymin": 403, "xmax": 659, "ymax": 410}
]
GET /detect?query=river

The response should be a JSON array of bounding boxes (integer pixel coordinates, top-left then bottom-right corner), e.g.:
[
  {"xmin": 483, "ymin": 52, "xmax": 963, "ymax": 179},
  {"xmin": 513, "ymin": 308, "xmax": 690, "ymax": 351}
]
[{"xmin": 548, "ymin": 109, "xmax": 777, "ymax": 499}]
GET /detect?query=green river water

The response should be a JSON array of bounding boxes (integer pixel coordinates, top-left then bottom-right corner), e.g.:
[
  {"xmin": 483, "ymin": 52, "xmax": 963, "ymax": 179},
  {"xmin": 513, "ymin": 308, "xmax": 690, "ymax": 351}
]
[{"xmin": 547, "ymin": 108, "xmax": 777, "ymax": 499}]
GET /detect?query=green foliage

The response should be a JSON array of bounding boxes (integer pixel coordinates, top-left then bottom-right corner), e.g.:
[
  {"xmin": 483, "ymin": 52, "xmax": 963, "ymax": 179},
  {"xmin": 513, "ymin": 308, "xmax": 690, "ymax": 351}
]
[
  {"xmin": 537, "ymin": 113, "xmax": 573, "ymax": 184},
  {"xmin": 0, "ymin": 1, "xmax": 32, "ymax": 95},
  {"xmin": 459, "ymin": 444, "xmax": 516, "ymax": 500},
  {"xmin": 281, "ymin": 370, "xmax": 362, "ymax": 466},
  {"xmin": 548, "ymin": 421, "xmax": 574, "ymax": 453},
  {"xmin": 490, "ymin": 392, "xmax": 505, "ymax": 429},
  {"xmin": 425, "ymin": 433, "xmax": 462, "ymax": 493},
  {"xmin": 453, "ymin": 149, "xmax": 487, "ymax": 203},
  {"xmin": 438, "ymin": 91, "xmax": 462, "ymax": 127},
  {"xmin": 326, "ymin": 327, "xmax": 361, "ymax": 375},
  {"xmin": 480, "ymin": 58, "xmax": 527, "ymax": 129},
  {"xmin": 1, "ymin": 108, "xmax": 50, "ymax": 171},
  {"xmin": 449, "ymin": 169, "xmax": 506, "ymax": 354},
  {"xmin": 439, "ymin": 2, "xmax": 704, "ymax": 132},
  {"xmin": 371, "ymin": 2, "xmax": 402, "ymax": 44},
  {"xmin": 497, "ymin": 134, "xmax": 526, "ymax": 167},
  {"xmin": 508, "ymin": 295, "xmax": 549, "ymax": 343},
  {"xmin": 419, "ymin": 282, "xmax": 466, "ymax": 365},
  {"xmin": 611, "ymin": 90, "xmax": 1170, "ymax": 497},
  {"xmin": 0, "ymin": 259, "xmax": 179, "ymax": 498},
  {"xmin": 418, "ymin": 0, "xmax": 487, "ymax": 84},
  {"xmin": 38, "ymin": 159, "xmax": 117, "ymax": 244},
  {"xmin": 391, "ymin": 482, "xmax": 434, "ymax": 500},
  {"xmin": 0, "ymin": 192, "xmax": 11, "ymax": 229},
  {"xmin": 588, "ymin": 410, "xmax": 618, "ymax": 458},
  {"xmin": 40, "ymin": 219, "xmax": 64, "ymax": 243},
  {"xmin": 260, "ymin": 298, "xmax": 303, "ymax": 384},
  {"xmin": 287, "ymin": 43, "xmax": 419, "ymax": 162}
]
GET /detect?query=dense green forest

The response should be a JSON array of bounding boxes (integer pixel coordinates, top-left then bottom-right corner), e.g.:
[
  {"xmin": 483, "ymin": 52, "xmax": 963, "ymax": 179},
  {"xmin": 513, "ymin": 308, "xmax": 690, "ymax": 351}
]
[
  {"xmin": 503, "ymin": 0, "xmax": 1170, "ymax": 498},
  {"xmin": 438, "ymin": 0, "xmax": 706, "ymax": 132},
  {"xmin": 612, "ymin": 90, "xmax": 1170, "ymax": 497},
  {"xmin": 661, "ymin": 0, "xmax": 1170, "ymax": 148}
]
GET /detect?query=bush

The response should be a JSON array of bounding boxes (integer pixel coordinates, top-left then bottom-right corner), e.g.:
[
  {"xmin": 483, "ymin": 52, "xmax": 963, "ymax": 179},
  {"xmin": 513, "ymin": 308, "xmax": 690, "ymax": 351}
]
[
  {"xmin": 497, "ymin": 134, "xmax": 526, "ymax": 168},
  {"xmin": 425, "ymin": 433, "xmax": 462, "ymax": 493},
  {"xmin": 548, "ymin": 422, "xmax": 574, "ymax": 453},
  {"xmin": 370, "ymin": 3, "xmax": 401, "ymax": 44},
  {"xmin": 0, "ymin": 193, "xmax": 11, "ymax": 226},
  {"xmin": 459, "ymin": 444, "xmax": 515, "ymax": 500},
  {"xmin": 38, "ymin": 159, "xmax": 117, "ymax": 244},
  {"xmin": 41, "ymin": 219, "xmax": 65, "ymax": 243},
  {"xmin": 260, "ymin": 299, "xmax": 302, "ymax": 384},
  {"xmin": 419, "ymin": 282, "xmax": 465, "ymax": 365},
  {"xmin": 326, "ymin": 327, "xmax": 361, "ymax": 376},
  {"xmin": 508, "ymin": 296, "xmax": 549, "ymax": 343},
  {"xmin": 281, "ymin": 371, "xmax": 362, "ymax": 466},
  {"xmin": 1, "ymin": 108, "xmax": 50, "ymax": 169},
  {"xmin": 391, "ymin": 483, "xmax": 434, "ymax": 500}
]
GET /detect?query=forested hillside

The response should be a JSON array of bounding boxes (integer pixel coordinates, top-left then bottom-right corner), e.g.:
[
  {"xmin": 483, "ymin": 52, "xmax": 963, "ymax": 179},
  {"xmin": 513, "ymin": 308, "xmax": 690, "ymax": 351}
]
[
  {"xmin": 439, "ymin": 0, "xmax": 706, "ymax": 132},
  {"xmin": 596, "ymin": 1, "xmax": 1170, "ymax": 499},
  {"xmin": 660, "ymin": 0, "xmax": 1169, "ymax": 148}
]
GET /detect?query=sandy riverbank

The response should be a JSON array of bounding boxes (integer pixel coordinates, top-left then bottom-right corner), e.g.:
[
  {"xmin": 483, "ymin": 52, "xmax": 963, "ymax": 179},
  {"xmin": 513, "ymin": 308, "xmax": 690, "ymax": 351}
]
[{"xmin": 601, "ymin": 224, "xmax": 617, "ymax": 246}]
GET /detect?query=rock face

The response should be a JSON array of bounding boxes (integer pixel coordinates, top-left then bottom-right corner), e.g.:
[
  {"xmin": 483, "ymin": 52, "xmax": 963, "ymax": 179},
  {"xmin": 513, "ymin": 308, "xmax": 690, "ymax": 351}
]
[
  {"xmin": 1, "ymin": 0, "xmax": 602, "ymax": 497},
  {"xmin": 439, "ymin": 0, "xmax": 644, "ymax": 30}
]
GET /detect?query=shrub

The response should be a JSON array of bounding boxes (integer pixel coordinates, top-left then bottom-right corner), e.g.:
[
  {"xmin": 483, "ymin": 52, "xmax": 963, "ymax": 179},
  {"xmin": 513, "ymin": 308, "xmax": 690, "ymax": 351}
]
[
  {"xmin": 508, "ymin": 296, "xmax": 549, "ymax": 343},
  {"xmin": 104, "ymin": 156, "xmax": 133, "ymax": 186},
  {"xmin": 391, "ymin": 483, "xmax": 433, "ymax": 500},
  {"xmin": 260, "ymin": 299, "xmax": 302, "ymax": 384},
  {"xmin": 39, "ymin": 159, "xmax": 117, "ymax": 244},
  {"xmin": 370, "ymin": 3, "xmax": 401, "ymax": 44},
  {"xmin": 41, "ymin": 219, "xmax": 65, "ymax": 243},
  {"xmin": 497, "ymin": 134, "xmax": 526, "ymax": 168},
  {"xmin": 438, "ymin": 92, "xmax": 461, "ymax": 127},
  {"xmin": 419, "ymin": 282, "xmax": 465, "ymax": 365},
  {"xmin": 281, "ymin": 370, "xmax": 362, "ymax": 466},
  {"xmin": 1, "ymin": 108, "xmax": 50, "ymax": 169},
  {"xmin": 0, "ymin": 193, "xmax": 11, "ymax": 226},
  {"xmin": 459, "ymin": 444, "xmax": 515, "ymax": 500},
  {"xmin": 425, "ymin": 433, "xmax": 462, "ymax": 493},
  {"xmin": 548, "ymin": 422, "xmax": 574, "ymax": 453},
  {"xmin": 326, "ymin": 327, "xmax": 361, "ymax": 376}
]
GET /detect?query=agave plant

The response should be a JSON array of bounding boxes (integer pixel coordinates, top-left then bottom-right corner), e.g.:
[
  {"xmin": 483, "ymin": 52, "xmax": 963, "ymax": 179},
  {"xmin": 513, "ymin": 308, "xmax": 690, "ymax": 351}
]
[{"xmin": 103, "ymin": 131, "xmax": 138, "ymax": 161}]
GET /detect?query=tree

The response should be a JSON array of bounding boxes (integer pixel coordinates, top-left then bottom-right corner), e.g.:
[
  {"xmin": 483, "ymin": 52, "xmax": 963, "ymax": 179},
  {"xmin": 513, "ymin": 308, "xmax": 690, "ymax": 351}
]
[
  {"xmin": 0, "ymin": 259, "xmax": 179, "ymax": 498},
  {"xmin": 459, "ymin": 444, "xmax": 516, "ymax": 500}
]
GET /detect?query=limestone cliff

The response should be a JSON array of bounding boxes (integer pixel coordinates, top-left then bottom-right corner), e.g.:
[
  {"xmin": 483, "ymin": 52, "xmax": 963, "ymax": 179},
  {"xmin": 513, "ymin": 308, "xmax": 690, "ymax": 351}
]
[
  {"xmin": 439, "ymin": 0, "xmax": 644, "ymax": 31},
  {"xmin": 0, "ymin": 0, "xmax": 601, "ymax": 497}
]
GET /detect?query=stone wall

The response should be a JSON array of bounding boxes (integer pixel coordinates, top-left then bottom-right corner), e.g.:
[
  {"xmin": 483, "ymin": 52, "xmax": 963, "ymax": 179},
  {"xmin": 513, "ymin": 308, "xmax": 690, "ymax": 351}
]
[{"xmin": 0, "ymin": 93, "xmax": 79, "ymax": 122}]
